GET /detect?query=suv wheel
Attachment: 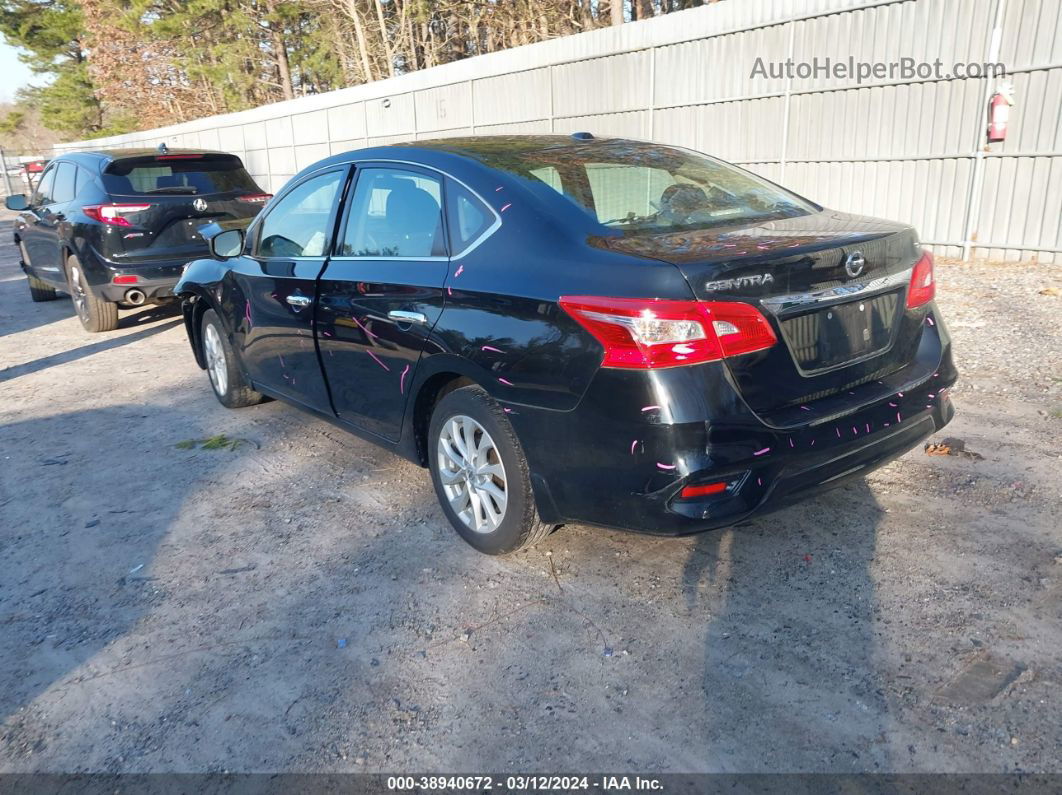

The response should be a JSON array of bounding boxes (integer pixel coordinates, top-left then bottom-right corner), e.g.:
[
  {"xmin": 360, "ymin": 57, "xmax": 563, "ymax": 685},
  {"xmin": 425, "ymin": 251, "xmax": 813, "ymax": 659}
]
[
  {"xmin": 201, "ymin": 308, "xmax": 264, "ymax": 408},
  {"xmin": 20, "ymin": 242, "xmax": 57, "ymax": 302},
  {"xmin": 66, "ymin": 254, "xmax": 118, "ymax": 332},
  {"xmin": 428, "ymin": 385, "xmax": 557, "ymax": 555}
]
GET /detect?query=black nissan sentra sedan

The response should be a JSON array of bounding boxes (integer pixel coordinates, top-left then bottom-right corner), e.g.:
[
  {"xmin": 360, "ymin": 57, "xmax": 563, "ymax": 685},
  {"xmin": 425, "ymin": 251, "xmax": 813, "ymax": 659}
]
[
  {"xmin": 175, "ymin": 135, "xmax": 956, "ymax": 555},
  {"xmin": 6, "ymin": 148, "xmax": 270, "ymax": 332}
]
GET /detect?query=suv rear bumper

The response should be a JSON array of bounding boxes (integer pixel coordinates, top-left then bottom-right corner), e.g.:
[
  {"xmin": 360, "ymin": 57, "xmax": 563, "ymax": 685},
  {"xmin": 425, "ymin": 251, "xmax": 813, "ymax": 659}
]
[
  {"xmin": 80, "ymin": 248, "xmax": 189, "ymax": 302},
  {"xmin": 511, "ymin": 308, "xmax": 957, "ymax": 534}
]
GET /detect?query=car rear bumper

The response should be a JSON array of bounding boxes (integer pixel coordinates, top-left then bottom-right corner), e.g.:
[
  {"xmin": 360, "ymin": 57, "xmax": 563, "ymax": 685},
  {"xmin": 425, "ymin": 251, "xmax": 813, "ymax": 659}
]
[
  {"xmin": 512, "ymin": 308, "xmax": 957, "ymax": 535},
  {"xmin": 81, "ymin": 249, "xmax": 188, "ymax": 302}
]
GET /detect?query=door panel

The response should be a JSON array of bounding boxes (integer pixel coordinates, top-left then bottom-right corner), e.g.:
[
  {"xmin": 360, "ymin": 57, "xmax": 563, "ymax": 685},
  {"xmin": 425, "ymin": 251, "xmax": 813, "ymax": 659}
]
[
  {"xmin": 21, "ymin": 165, "xmax": 65, "ymax": 280},
  {"xmin": 317, "ymin": 165, "xmax": 449, "ymax": 442},
  {"xmin": 230, "ymin": 167, "xmax": 347, "ymax": 411}
]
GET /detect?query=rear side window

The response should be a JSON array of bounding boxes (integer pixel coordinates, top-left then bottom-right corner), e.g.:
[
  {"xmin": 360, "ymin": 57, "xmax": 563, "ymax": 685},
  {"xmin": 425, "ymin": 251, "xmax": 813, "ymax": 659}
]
[
  {"xmin": 103, "ymin": 154, "xmax": 260, "ymax": 196},
  {"xmin": 340, "ymin": 167, "xmax": 445, "ymax": 258},
  {"xmin": 256, "ymin": 170, "xmax": 343, "ymax": 258},
  {"xmin": 52, "ymin": 163, "xmax": 77, "ymax": 204},
  {"xmin": 445, "ymin": 182, "xmax": 494, "ymax": 253}
]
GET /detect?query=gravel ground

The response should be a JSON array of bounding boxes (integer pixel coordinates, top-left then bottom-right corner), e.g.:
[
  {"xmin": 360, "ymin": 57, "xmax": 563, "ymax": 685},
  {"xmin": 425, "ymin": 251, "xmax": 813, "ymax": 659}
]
[{"xmin": 0, "ymin": 211, "xmax": 1059, "ymax": 773}]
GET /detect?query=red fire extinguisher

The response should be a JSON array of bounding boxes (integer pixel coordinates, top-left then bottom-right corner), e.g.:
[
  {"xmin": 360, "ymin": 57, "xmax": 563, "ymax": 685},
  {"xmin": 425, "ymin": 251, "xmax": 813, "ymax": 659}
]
[{"xmin": 987, "ymin": 83, "xmax": 1013, "ymax": 143}]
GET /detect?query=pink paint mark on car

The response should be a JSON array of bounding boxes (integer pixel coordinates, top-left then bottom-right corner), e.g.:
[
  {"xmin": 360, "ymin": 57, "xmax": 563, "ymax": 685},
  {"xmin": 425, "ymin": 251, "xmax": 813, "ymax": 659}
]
[
  {"xmin": 481, "ymin": 345, "xmax": 503, "ymax": 353},
  {"xmin": 278, "ymin": 354, "xmax": 285, "ymax": 367},
  {"xmin": 454, "ymin": 264, "xmax": 465, "ymax": 278},
  {"xmin": 896, "ymin": 412, "xmax": 902, "ymax": 423},
  {"xmin": 498, "ymin": 377, "xmax": 514, "ymax": 386},
  {"xmin": 630, "ymin": 440, "xmax": 639, "ymax": 455},
  {"xmin": 799, "ymin": 405, "xmax": 811, "ymax": 411},
  {"xmin": 352, "ymin": 316, "xmax": 378, "ymax": 340},
  {"xmin": 927, "ymin": 316, "xmax": 935, "ymax": 326},
  {"xmin": 399, "ymin": 364, "xmax": 410, "ymax": 394},
  {"xmin": 366, "ymin": 350, "xmax": 390, "ymax": 371},
  {"xmin": 500, "ymin": 203, "xmax": 512, "ymax": 213},
  {"xmin": 753, "ymin": 447, "xmax": 770, "ymax": 456},
  {"xmin": 244, "ymin": 300, "xmax": 252, "ymax": 326},
  {"xmin": 641, "ymin": 405, "xmax": 662, "ymax": 413},
  {"xmin": 789, "ymin": 438, "xmax": 795, "ymax": 448},
  {"xmin": 865, "ymin": 423, "xmax": 871, "ymax": 433},
  {"xmin": 656, "ymin": 462, "xmax": 676, "ymax": 471}
]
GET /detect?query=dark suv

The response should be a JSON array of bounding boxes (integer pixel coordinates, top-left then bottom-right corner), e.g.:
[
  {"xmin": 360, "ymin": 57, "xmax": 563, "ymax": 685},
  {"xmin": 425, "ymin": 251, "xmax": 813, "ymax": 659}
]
[{"xmin": 5, "ymin": 148, "xmax": 270, "ymax": 332}]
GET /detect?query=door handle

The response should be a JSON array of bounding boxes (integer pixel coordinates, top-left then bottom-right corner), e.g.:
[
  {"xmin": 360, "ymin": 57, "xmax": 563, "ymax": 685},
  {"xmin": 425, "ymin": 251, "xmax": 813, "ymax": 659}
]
[
  {"xmin": 388, "ymin": 310, "xmax": 428, "ymax": 325},
  {"xmin": 285, "ymin": 294, "xmax": 312, "ymax": 309}
]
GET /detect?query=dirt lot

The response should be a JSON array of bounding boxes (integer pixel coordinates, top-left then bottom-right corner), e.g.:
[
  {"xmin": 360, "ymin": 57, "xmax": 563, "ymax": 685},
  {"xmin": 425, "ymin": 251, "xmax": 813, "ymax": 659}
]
[{"xmin": 0, "ymin": 211, "xmax": 1059, "ymax": 774}]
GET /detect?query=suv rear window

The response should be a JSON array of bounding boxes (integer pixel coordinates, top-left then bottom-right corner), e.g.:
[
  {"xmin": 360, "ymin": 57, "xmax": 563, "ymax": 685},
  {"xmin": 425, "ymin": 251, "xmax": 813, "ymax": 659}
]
[
  {"xmin": 102, "ymin": 154, "xmax": 259, "ymax": 196},
  {"xmin": 482, "ymin": 141, "xmax": 815, "ymax": 232}
]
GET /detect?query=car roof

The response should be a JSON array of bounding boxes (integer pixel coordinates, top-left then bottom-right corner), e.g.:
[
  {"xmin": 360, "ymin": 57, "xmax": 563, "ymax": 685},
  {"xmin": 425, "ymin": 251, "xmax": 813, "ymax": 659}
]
[
  {"xmin": 54, "ymin": 149, "xmax": 238, "ymax": 167},
  {"xmin": 295, "ymin": 134, "xmax": 655, "ymax": 181}
]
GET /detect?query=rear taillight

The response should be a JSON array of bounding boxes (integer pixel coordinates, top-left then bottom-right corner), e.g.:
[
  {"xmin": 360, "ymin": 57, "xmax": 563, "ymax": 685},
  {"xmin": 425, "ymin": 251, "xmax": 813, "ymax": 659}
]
[
  {"xmin": 83, "ymin": 203, "xmax": 153, "ymax": 227},
  {"xmin": 237, "ymin": 193, "xmax": 273, "ymax": 204},
  {"xmin": 558, "ymin": 296, "xmax": 777, "ymax": 369},
  {"xmin": 906, "ymin": 251, "xmax": 935, "ymax": 308}
]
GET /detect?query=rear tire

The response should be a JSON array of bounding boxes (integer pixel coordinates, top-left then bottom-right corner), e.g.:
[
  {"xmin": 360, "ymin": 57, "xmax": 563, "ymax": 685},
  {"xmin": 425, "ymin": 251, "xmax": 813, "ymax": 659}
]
[
  {"xmin": 201, "ymin": 308, "xmax": 264, "ymax": 409},
  {"xmin": 20, "ymin": 242, "xmax": 57, "ymax": 302},
  {"xmin": 428, "ymin": 384, "xmax": 557, "ymax": 555},
  {"xmin": 66, "ymin": 254, "xmax": 118, "ymax": 332}
]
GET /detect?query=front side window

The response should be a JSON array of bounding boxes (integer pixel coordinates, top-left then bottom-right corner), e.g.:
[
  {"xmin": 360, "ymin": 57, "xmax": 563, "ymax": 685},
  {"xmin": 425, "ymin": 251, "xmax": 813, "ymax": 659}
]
[
  {"xmin": 340, "ymin": 167, "xmax": 444, "ymax": 258},
  {"xmin": 480, "ymin": 142, "xmax": 814, "ymax": 233},
  {"xmin": 256, "ymin": 170, "xmax": 343, "ymax": 258},
  {"xmin": 32, "ymin": 166, "xmax": 56, "ymax": 206}
]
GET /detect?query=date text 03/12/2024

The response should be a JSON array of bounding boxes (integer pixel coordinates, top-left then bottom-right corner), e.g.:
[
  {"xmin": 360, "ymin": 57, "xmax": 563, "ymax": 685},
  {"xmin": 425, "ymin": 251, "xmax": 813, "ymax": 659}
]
[{"xmin": 386, "ymin": 775, "xmax": 664, "ymax": 791}]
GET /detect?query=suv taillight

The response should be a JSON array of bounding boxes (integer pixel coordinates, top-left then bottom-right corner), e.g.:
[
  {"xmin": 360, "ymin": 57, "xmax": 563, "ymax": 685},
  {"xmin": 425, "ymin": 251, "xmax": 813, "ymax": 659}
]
[
  {"xmin": 558, "ymin": 296, "xmax": 777, "ymax": 369},
  {"xmin": 237, "ymin": 193, "xmax": 273, "ymax": 204},
  {"xmin": 906, "ymin": 251, "xmax": 935, "ymax": 308},
  {"xmin": 83, "ymin": 203, "xmax": 153, "ymax": 227}
]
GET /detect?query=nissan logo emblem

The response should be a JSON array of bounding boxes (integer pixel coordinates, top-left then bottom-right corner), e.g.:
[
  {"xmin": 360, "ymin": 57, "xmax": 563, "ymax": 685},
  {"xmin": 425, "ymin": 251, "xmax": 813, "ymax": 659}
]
[
  {"xmin": 844, "ymin": 251, "xmax": 866, "ymax": 278},
  {"xmin": 193, "ymin": 198, "xmax": 208, "ymax": 212}
]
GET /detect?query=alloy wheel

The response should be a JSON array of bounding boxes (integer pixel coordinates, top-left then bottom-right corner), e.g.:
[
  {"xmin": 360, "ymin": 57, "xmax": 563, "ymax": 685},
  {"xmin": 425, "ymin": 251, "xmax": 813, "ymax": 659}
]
[
  {"xmin": 203, "ymin": 322, "xmax": 229, "ymax": 395},
  {"xmin": 437, "ymin": 414, "xmax": 508, "ymax": 533}
]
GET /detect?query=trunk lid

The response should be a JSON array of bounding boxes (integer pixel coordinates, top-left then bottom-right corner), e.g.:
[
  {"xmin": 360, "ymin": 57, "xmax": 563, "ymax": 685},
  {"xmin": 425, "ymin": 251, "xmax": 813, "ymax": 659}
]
[
  {"xmin": 593, "ymin": 210, "xmax": 925, "ymax": 414},
  {"xmin": 99, "ymin": 153, "xmax": 268, "ymax": 263}
]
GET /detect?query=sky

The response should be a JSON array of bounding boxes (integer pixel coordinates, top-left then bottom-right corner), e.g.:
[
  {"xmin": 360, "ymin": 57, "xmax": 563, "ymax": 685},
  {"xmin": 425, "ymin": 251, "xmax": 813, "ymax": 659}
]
[{"xmin": 0, "ymin": 37, "xmax": 41, "ymax": 104}]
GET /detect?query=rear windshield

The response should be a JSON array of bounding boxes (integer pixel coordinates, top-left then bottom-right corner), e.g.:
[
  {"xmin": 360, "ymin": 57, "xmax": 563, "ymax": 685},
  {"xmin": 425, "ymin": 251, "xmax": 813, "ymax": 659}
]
[
  {"xmin": 103, "ymin": 154, "xmax": 260, "ymax": 196},
  {"xmin": 481, "ymin": 142, "xmax": 815, "ymax": 232}
]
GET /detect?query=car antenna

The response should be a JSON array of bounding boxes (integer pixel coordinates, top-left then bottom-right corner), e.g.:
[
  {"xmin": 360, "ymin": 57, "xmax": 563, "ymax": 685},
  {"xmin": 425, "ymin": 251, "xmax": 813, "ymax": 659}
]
[
  {"xmin": 157, "ymin": 142, "xmax": 169, "ymax": 154},
  {"xmin": 570, "ymin": 132, "xmax": 594, "ymax": 140}
]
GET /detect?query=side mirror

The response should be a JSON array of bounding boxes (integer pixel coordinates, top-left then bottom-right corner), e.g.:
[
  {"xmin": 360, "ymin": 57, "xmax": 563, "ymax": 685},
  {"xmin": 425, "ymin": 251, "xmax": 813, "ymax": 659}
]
[
  {"xmin": 210, "ymin": 228, "xmax": 245, "ymax": 259},
  {"xmin": 5, "ymin": 194, "xmax": 28, "ymax": 211}
]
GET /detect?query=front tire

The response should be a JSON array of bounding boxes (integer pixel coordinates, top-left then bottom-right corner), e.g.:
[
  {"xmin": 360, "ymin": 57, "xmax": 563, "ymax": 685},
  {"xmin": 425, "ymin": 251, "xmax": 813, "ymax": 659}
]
[
  {"xmin": 66, "ymin": 254, "xmax": 118, "ymax": 332},
  {"xmin": 201, "ymin": 308, "xmax": 264, "ymax": 409},
  {"xmin": 428, "ymin": 385, "xmax": 557, "ymax": 555},
  {"xmin": 20, "ymin": 242, "xmax": 57, "ymax": 302}
]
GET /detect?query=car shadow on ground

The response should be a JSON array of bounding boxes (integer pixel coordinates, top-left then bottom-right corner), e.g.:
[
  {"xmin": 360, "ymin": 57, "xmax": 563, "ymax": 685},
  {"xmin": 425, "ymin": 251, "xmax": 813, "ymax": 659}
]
[
  {"xmin": 0, "ymin": 313, "xmax": 183, "ymax": 384},
  {"xmin": 0, "ymin": 400, "xmax": 231, "ymax": 736},
  {"xmin": 0, "ymin": 383, "xmax": 891, "ymax": 772}
]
